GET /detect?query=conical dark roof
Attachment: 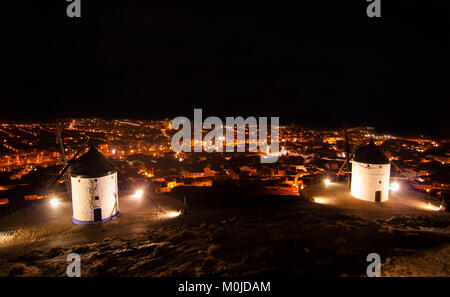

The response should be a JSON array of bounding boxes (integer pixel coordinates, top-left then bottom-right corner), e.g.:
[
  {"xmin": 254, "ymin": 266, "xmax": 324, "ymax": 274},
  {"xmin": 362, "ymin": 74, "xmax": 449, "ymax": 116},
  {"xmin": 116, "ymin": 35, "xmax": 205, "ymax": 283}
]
[
  {"xmin": 70, "ymin": 147, "xmax": 116, "ymax": 178},
  {"xmin": 353, "ymin": 141, "xmax": 390, "ymax": 164}
]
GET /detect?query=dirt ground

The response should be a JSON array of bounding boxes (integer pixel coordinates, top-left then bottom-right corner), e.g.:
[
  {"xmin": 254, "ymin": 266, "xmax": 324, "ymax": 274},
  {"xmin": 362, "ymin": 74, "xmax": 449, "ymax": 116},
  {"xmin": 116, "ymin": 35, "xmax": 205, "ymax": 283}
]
[{"xmin": 0, "ymin": 184, "xmax": 449, "ymax": 277}]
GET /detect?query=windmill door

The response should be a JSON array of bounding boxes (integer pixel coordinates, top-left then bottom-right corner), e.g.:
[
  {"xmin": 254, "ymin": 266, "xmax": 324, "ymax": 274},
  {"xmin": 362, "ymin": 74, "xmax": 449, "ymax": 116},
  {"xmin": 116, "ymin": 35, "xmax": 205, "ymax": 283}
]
[
  {"xmin": 94, "ymin": 208, "xmax": 102, "ymax": 222},
  {"xmin": 375, "ymin": 191, "xmax": 381, "ymax": 202}
]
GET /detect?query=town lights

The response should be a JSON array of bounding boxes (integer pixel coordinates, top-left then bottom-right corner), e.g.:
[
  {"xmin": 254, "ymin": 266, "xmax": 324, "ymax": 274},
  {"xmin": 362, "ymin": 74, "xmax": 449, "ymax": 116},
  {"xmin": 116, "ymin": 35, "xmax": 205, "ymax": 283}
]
[
  {"xmin": 49, "ymin": 197, "xmax": 59, "ymax": 209},
  {"xmin": 133, "ymin": 189, "xmax": 144, "ymax": 199},
  {"xmin": 324, "ymin": 178, "xmax": 331, "ymax": 186},
  {"xmin": 390, "ymin": 182, "xmax": 400, "ymax": 192}
]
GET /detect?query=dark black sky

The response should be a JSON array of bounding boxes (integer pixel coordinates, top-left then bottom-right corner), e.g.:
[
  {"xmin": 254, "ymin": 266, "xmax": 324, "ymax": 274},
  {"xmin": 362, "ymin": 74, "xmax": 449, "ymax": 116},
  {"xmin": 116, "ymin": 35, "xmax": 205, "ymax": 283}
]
[{"xmin": 3, "ymin": 1, "xmax": 450, "ymax": 136}]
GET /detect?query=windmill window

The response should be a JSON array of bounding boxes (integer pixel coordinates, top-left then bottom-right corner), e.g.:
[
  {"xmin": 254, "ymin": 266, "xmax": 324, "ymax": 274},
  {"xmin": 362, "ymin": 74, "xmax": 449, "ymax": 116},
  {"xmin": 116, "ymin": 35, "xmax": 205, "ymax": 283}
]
[
  {"xmin": 78, "ymin": 179, "xmax": 80, "ymax": 183},
  {"xmin": 95, "ymin": 196, "xmax": 99, "ymax": 200},
  {"xmin": 95, "ymin": 179, "xmax": 98, "ymax": 182},
  {"xmin": 379, "ymin": 181, "xmax": 382, "ymax": 184}
]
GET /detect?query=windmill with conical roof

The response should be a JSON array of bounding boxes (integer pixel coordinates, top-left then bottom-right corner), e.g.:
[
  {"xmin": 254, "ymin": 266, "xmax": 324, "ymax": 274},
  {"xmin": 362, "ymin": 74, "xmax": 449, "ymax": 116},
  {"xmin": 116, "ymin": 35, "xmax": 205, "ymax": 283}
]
[
  {"xmin": 350, "ymin": 140, "xmax": 391, "ymax": 202},
  {"xmin": 69, "ymin": 146, "xmax": 120, "ymax": 224}
]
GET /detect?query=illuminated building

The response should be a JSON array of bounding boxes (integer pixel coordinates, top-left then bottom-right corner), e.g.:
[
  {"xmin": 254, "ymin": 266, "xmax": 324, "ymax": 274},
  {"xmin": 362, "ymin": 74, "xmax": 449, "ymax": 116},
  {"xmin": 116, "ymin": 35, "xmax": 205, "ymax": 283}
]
[
  {"xmin": 351, "ymin": 141, "xmax": 391, "ymax": 202},
  {"xmin": 70, "ymin": 147, "xmax": 120, "ymax": 224}
]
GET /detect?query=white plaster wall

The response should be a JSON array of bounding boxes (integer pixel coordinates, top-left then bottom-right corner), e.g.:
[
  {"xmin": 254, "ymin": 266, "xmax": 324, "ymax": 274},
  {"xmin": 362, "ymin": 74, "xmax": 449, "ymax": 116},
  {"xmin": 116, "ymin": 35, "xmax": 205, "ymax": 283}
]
[
  {"xmin": 71, "ymin": 172, "xmax": 119, "ymax": 222},
  {"xmin": 350, "ymin": 161, "xmax": 390, "ymax": 202}
]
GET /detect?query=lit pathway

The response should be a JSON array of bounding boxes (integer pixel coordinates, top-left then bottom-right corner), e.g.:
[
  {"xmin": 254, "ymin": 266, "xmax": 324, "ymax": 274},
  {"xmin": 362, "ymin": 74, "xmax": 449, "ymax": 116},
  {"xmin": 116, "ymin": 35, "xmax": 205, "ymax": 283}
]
[
  {"xmin": 303, "ymin": 182, "xmax": 445, "ymax": 220},
  {"xmin": 0, "ymin": 192, "xmax": 183, "ymax": 255}
]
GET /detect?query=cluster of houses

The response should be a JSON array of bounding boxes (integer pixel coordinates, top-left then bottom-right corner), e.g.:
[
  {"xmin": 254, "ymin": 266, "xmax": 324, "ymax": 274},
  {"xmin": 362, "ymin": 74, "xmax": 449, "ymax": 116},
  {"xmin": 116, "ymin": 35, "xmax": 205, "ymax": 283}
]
[{"xmin": 111, "ymin": 146, "xmax": 349, "ymax": 196}]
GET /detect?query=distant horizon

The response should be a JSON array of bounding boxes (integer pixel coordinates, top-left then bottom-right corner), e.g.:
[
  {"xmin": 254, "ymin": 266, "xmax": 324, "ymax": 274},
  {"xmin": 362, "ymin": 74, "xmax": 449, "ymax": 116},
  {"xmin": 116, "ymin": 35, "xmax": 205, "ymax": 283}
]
[
  {"xmin": 0, "ymin": 116, "xmax": 445, "ymax": 139},
  {"xmin": 4, "ymin": 2, "xmax": 449, "ymax": 139}
]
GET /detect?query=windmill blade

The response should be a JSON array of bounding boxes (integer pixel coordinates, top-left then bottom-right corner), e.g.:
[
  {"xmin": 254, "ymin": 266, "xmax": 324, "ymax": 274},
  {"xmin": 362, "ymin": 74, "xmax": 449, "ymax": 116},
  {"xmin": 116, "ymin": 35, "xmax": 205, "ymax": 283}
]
[
  {"xmin": 336, "ymin": 159, "xmax": 347, "ymax": 181},
  {"xmin": 56, "ymin": 123, "xmax": 72, "ymax": 197},
  {"xmin": 56, "ymin": 123, "xmax": 68, "ymax": 165},
  {"xmin": 349, "ymin": 134, "xmax": 364, "ymax": 157},
  {"xmin": 391, "ymin": 160, "xmax": 403, "ymax": 172},
  {"xmin": 57, "ymin": 140, "xmax": 90, "ymax": 178},
  {"xmin": 144, "ymin": 192, "xmax": 168, "ymax": 215},
  {"xmin": 390, "ymin": 160, "xmax": 415, "ymax": 183},
  {"xmin": 344, "ymin": 130, "xmax": 351, "ymax": 185},
  {"xmin": 62, "ymin": 171, "xmax": 72, "ymax": 199},
  {"xmin": 42, "ymin": 140, "xmax": 90, "ymax": 198},
  {"xmin": 337, "ymin": 129, "xmax": 363, "ymax": 186}
]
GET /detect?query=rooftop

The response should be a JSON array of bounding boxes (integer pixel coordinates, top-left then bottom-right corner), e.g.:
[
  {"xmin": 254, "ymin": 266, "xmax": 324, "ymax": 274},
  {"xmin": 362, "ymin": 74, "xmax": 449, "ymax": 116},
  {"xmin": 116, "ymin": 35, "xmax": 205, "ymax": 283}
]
[
  {"xmin": 353, "ymin": 141, "xmax": 390, "ymax": 164},
  {"xmin": 70, "ymin": 147, "xmax": 116, "ymax": 178}
]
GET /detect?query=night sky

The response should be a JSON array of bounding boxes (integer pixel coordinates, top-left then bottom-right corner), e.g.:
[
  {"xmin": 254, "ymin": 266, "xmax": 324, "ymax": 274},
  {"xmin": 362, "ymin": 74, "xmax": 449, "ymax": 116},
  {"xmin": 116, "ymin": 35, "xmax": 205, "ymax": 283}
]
[{"xmin": 3, "ymin": 1, "xmax": 450, "ymax": 136}]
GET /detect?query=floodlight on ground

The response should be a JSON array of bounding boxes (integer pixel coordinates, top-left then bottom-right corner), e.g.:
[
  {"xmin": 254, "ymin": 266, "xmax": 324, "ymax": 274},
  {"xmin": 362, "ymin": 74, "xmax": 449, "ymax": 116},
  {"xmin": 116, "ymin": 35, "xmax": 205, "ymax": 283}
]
[
  {"xmin": 49, "ymin": 197, "xmax": 59, "ymax": 209},
  {"xmin": 167, "ymin": 211, "xmax": 181, "ymax": 217},
  {"xmin": 133, "ymin": 189, "xmax": 144, "ymax": 199},
  {"xmin": 390, "ymin": 182, "xmax": 400, "ymax": 192}
]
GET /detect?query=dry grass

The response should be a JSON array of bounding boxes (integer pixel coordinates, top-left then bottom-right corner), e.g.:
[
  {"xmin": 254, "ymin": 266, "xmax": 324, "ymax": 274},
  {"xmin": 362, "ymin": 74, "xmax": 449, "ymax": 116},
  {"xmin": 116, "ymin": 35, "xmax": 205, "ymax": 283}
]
[
  {"xmin": 2, "ymin": 211, "xmax": 449, "ymax": 277},
  {"xmin": 70, "ymin": 244, "xmax": 90, "ymax": 254},
  {"xmin": 152, "ymin": 244, "xmax": 171, "ymax": 258},
  {"xmin": 8, "ymin": 263, "xmax": 27, "ymax": 276},
  {"xmin": 207, "ymin": 244, "xmax": 221, "ymax": 257}
]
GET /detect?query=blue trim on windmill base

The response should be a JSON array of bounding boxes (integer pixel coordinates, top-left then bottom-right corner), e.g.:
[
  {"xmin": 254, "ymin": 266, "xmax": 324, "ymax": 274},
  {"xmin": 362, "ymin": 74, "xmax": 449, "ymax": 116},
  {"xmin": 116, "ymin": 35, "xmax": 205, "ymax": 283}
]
[
  {"xmin": 102, "ymin": 211, "xmax": 120, "ymax": 222},
  {"xmin": 71, "ymin": 217, "xmax": 93, "ymax": 225},
  {"xmin": 72, "ymin": 211, "xmax": 120, "ymax": 225}
]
